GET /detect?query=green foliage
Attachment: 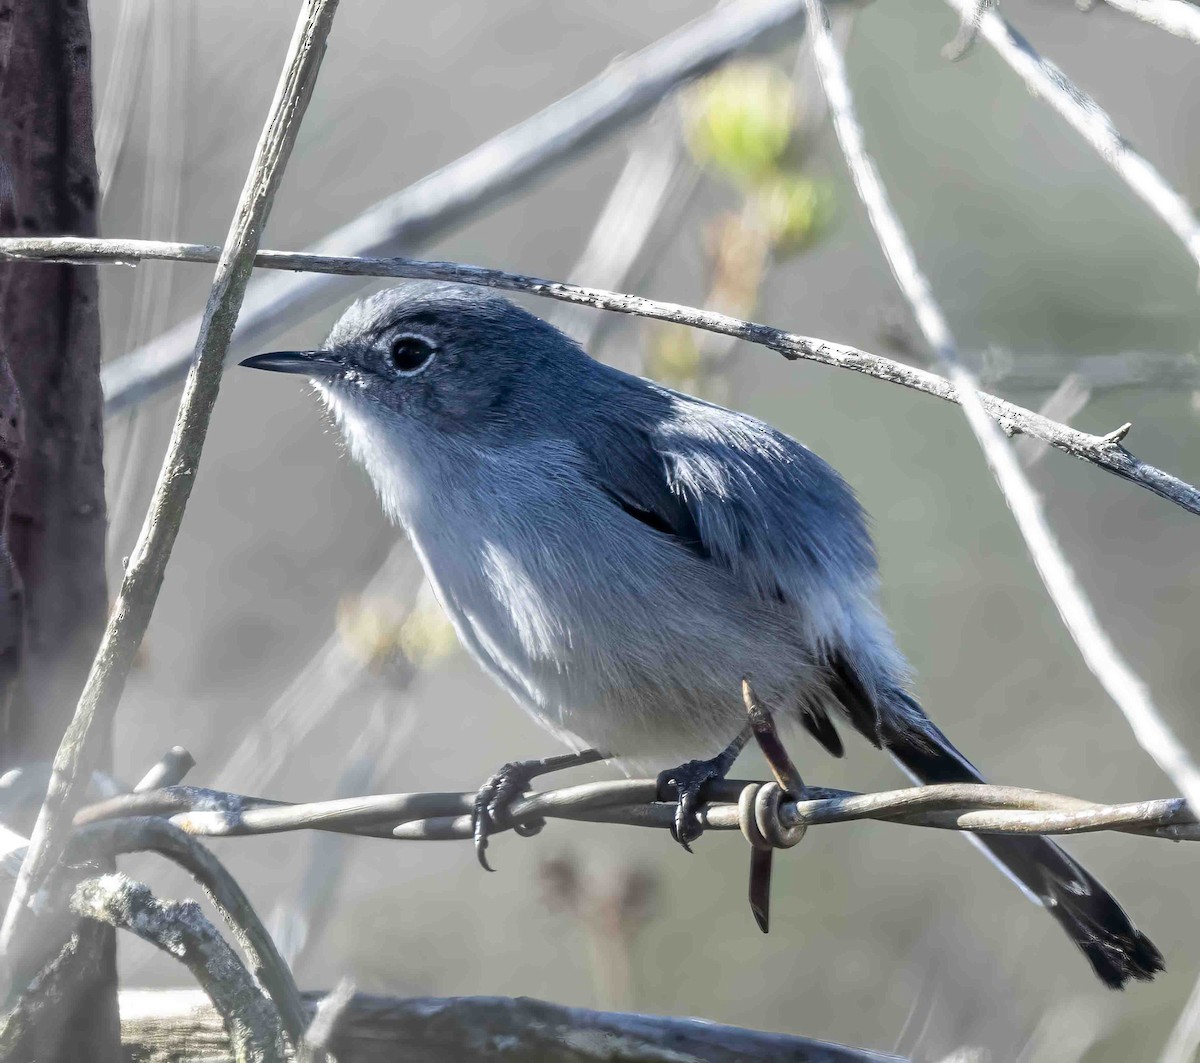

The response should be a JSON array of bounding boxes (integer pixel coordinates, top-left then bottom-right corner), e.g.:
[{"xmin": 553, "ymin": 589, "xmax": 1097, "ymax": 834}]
[
  {"xmin": 682, "ymin": 59, "xmax": 836, "ymax": 260},
  {"xmin": 750, "ymin": 172, "xmax": 835, "ymax": 254},
  {"xmin": 683, "ymin": 62, "xmax": 796, "ymax": 186}
]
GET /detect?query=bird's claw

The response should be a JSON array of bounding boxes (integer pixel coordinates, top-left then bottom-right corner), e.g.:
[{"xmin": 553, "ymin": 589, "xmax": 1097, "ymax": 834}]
[
  {"xmin": 656, "ymin": 757, "xmax": 727, "ymax": 851},
  {"xmin": 472, "ymin": 761, "xmax": 545, "ymax": 871}
]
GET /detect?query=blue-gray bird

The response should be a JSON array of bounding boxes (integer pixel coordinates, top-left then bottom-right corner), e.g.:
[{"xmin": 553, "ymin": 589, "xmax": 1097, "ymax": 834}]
[{"xmin": 242, "ymin": 282, "xmax": 1162, "ymax": 988}]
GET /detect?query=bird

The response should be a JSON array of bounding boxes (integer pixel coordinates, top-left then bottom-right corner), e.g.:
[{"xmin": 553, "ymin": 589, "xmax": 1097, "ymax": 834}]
[{"xmin": 241, "ymin": 281, "xmax": 1163, "ymax": 989}]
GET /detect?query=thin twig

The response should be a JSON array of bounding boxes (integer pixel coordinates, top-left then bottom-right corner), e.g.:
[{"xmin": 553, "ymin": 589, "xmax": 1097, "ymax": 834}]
[
  {"xmin": 266, "ymin": 696, "xmax": 416, "ymax": 971},
  {"xmin": 802, "ymin": 0, "xmax": 1200, "ymax": 815},
  {"xmin": 0, "ymin": 0, "xmax": 341, "ymax": 969},
  {"xmin": 1095, "ymin": 0, "xmax": 1200, "ymax": 45},
  {"xmin": 3, "ymin": 236, "xmax": 1196, "ymax": 517},
  {"xmin": 941, "ymin": 0, "xmax": 994, "ymax": 60},
  {"xmin": 134, "ymin": 746, "xmax": 196, "ymax": 792},
  {"xmin": 945, "ymin": 0, "xmax": 1200, "ymax": 272},
  {"xmin": 71, "ymin": 874, "xmax": 286, "ymax": 1063},
  {"xmin": 99, "ymin": 0, "xmax": 810, "ymax": 415}
]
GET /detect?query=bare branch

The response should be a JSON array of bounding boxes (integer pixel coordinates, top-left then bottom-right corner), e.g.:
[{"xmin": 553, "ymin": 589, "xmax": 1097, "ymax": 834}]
[
  {"xmin": 71, "ymin": 874, "xmax": 285, "ymax": 1063},
  {"xmin": 134, "ymin": 746, "xmax": 196, "ymax": 792},
  {"xmin": 1095, "ymin": 0, "xmax": 1200, "ymax": 45},
  {"xmin": 99, "ymin": 0, "xmax": 810, "ymax": 415},
  {"xmin": 0, "ymin": 0, "xmax": 340, "ymax": 968},
  {"xmin": 941, "ymin": 0, "xmax": 993, "ymax": 60},
  {"xmin": 1013, "ymin": 374, "xmax": 1091, "ymax": 468},
  {"xmin": 118, "ymin": 987, "xmax": 906, "ymax": 1063},
  {"xmin": 802, "ymin": 0, "xmax": 1200, "ymax": 813},
  {"xmin": 4, "ymin": 234, "xmax": 1197, "ymax": 517},
  {"xmin": 70, "ymin": 817, "xmax": 307, "ymax": 1050},
  {"xmin": 945, "ymin": 0, "xmax": 1200, "ymax": 271}
]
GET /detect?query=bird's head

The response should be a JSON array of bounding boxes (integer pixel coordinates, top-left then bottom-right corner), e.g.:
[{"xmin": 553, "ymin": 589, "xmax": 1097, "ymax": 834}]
[{"xmin": 241, "ymin": 282, "xmax": 584, "ymax": 445}]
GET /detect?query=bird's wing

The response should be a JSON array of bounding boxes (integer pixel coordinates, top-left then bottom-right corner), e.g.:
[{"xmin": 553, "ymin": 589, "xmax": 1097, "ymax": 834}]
[
  {"xmin": 576, "ymin": 385, "xmax": 887, "ymax": 755},
  {"xmin": 579, "ymin": 386, "xmax": 876, "ymax": 610}
]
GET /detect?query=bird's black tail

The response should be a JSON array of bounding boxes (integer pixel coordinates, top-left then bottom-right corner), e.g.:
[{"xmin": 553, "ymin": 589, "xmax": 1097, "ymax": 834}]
[{"xmin": 880, "ymin": 691, "xmax": 1163, "ymax": 989}]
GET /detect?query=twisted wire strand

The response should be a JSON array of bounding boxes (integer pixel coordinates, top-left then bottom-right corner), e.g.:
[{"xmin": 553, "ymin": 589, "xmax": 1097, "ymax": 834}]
[{"xmin": 71, "ymin": 778, "xmax": 1199, "ymax": 850}]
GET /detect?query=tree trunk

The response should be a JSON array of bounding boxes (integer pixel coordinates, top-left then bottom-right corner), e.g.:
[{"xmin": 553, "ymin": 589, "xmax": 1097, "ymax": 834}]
[
  {"xmin": 0, "ymin": 1, "xmax": 117, "ymax": 1060},
  {"xmin": 0, "ymin": 0, "xmax": 109, "ymax": 770}
]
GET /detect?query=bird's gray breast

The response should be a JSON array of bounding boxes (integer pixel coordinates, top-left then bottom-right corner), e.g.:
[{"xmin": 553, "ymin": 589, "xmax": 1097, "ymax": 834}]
[{"xmin": 400, "ymin": 439, "xmax": 816, "ymax": 764}]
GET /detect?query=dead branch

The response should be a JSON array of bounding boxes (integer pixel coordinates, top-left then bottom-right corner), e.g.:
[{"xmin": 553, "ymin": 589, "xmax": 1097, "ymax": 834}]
[
  {"xmin": 2, "ymin": 235, "xmax": 1196, "ymax": 517},
  {"xmin": 70, "ymin": 817, "xmax": 307, "ymax": 1049},
  {"xmin": 1091, "ymin": 0, "xmax": 1200, "ymax": 47},
  {"xmin": 945, "ymin": 0, "xmax": 1200, "ymax": 271},
  {"xmin": 71, "ymin": 874, "xmax": 286, "ymax": 1063},
  {"xmin": 117, "ymin": 987, "xmax": 906, "ymax": 1063},
  {"xmin": 135, "ymin": 747, "xmax": 197, "ymax": 793}
]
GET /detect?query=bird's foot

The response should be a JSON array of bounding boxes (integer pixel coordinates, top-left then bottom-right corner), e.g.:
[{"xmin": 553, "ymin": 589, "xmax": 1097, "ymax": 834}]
[
  {"xmin": 656, "ymin": 727, "xmax": 751, "ymax": 851},
  {"xmin": 473, "ymin": 760, "xmax": 542, "ymax": 871},
  {"xmin": 655, "ymin": 757, "xmax": 730, "ymax": 852},
  {"xmin": 472, "ymin": 749, "xmax": 606, "ymax": 871}
]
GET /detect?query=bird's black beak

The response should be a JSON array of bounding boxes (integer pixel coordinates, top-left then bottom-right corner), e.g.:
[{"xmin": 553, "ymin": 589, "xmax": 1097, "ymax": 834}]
[{"xmin": 239, "ymin": 350, "xmax": 343, "ymax": 377}]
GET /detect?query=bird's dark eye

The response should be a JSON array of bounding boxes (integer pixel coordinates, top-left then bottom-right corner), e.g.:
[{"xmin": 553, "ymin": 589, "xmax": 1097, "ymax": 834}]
[{"xmin": 388, "ymin": 333, "xmax": 437, "ymax": 375}]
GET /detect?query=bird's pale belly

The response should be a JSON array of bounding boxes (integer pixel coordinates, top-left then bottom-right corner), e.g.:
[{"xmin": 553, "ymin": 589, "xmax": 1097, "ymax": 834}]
[{"xmin": 422, "ymin": 521, "xmax": 824, "ymax": 769}]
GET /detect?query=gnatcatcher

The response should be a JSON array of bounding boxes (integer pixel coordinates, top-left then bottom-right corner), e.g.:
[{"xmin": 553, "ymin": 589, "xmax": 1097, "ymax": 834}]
[{"xmin": 243, "ymin": 282, "xmax": 1161, "ymax": 988}]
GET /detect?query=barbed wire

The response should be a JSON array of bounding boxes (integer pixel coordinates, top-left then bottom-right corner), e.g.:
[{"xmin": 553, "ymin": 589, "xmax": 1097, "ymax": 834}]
[
  {"xmin": 67, "ymin": 732, "xmax": 1198, "ymax": 849},
  {"xmin": 9, "ymin": 706, "xmax": 1188, "ymax": 1016}
]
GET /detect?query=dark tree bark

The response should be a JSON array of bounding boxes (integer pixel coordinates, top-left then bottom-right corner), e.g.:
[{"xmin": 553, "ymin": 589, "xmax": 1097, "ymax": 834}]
[
  {"xmin": 0, "ymin": 354, "xmax": 23, "ymax": 734},
  {"xmin": 0, "ymin": 2, "xmax": 118, "ymax": 1061},
  {"xmin": 0, "ymin": 0, "xmax": 109, "ymax": 770}
]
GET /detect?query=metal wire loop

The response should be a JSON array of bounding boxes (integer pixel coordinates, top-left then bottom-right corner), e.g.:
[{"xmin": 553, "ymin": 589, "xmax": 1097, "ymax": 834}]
[{"xmin": 739, "ymin": 782, "xmax": 806, "ymax": 850}]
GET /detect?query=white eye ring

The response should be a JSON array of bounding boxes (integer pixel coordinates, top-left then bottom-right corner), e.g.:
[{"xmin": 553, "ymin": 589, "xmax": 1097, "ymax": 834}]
[{"xmin": 388, "ymin": 333, "xmax": 437, "ymax": 375}]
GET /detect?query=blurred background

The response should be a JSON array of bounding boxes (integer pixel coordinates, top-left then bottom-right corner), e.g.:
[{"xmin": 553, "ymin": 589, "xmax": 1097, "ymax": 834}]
[{"xmin": 88, "ymin": 1, "xmax": 1198, "ymax": 1059}]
